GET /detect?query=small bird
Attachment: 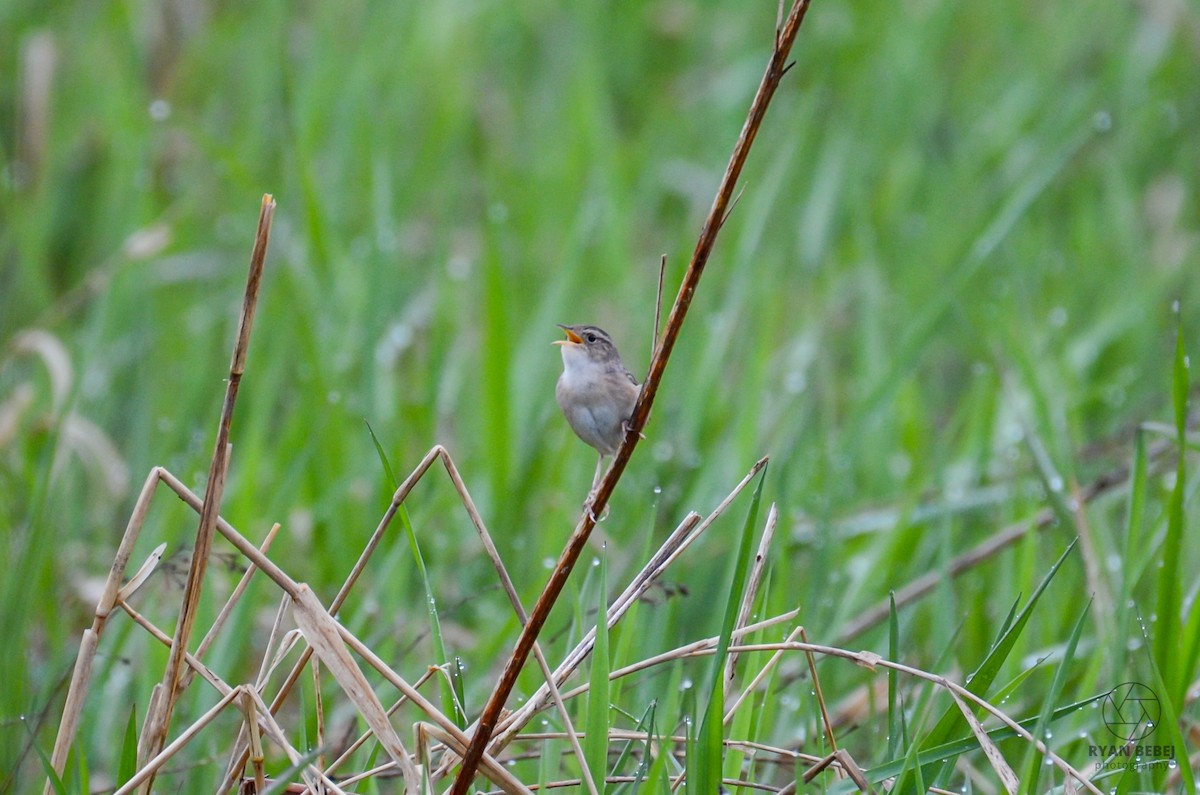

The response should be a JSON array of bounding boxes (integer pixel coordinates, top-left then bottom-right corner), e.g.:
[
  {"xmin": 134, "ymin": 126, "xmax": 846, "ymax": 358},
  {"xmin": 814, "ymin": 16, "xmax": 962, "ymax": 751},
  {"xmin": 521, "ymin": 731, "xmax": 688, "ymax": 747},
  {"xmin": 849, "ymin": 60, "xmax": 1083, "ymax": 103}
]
[{"xmin": 554, "ymin": 324, "xmax": 641, "ymax": 500}]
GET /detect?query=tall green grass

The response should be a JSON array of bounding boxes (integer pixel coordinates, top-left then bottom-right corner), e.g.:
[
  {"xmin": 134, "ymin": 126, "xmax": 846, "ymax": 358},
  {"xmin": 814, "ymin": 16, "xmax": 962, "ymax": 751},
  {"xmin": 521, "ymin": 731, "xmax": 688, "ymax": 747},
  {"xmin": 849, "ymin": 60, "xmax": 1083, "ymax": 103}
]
[{"xmin": 2, "ymin": 0, "xmax": 1197, "ymax": 791}]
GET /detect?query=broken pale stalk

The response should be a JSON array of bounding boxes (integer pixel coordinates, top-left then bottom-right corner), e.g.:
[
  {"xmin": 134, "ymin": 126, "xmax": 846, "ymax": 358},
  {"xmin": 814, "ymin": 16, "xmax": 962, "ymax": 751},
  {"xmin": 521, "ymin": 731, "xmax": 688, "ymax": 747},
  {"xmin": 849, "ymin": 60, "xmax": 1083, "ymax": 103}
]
[
  {"xmin": 726, "ymin": 502, "xmax": 778, "ymax": 690},
  {"xmin": 139, "ymin": 195, "xmax": 274, "ymax": 788},
  {"xmin": 44, "ymin": 467, "xmax": 162, "ymax": 794}
]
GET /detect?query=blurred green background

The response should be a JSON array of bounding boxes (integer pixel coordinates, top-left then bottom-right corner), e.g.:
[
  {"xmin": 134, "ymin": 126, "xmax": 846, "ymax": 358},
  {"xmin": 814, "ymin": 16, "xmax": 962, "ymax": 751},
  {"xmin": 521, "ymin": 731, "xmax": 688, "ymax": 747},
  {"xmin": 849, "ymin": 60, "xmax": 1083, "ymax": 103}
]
[{"xmin": 2, "ymin": 0, "xmax": 1198, "ymax": 791}]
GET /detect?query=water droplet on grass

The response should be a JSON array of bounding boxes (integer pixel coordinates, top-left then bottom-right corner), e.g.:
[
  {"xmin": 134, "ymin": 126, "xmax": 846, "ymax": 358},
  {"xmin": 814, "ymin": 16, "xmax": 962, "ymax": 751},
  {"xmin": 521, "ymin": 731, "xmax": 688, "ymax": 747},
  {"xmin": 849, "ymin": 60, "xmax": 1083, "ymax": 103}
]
[{"xmin": 149, "ymin": 99, "xmax": 171, "ymax": 121}]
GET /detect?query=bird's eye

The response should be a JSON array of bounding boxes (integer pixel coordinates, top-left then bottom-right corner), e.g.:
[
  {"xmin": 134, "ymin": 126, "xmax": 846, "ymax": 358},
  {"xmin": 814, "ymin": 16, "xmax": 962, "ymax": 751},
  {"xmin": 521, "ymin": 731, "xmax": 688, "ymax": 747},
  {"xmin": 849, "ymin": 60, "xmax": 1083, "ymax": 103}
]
[{"xmin": 585, "ymin": 333, "xmax": 597, "ymax": 343}]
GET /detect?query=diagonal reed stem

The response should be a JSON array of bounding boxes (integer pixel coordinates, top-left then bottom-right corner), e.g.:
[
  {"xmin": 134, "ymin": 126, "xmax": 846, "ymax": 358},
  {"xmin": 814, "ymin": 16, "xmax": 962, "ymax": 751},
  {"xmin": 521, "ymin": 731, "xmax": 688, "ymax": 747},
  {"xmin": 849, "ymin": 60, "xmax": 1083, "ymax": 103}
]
[
  {"xmin": 137, "ymin": 195, "xmax": 274, "ymax": 789},
  {"xmin": 449, "ymin": 3, "xmax": 813, "ymax": 792}
]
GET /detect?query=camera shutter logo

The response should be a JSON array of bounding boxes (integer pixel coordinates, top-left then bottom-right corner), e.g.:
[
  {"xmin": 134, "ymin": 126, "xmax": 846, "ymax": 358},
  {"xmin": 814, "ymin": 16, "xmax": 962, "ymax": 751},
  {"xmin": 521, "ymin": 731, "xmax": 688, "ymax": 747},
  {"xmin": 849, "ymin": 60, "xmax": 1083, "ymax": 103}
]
[{"xmin": 1102, "ymin": 682, "xmax": 1160, "ymax": 742}]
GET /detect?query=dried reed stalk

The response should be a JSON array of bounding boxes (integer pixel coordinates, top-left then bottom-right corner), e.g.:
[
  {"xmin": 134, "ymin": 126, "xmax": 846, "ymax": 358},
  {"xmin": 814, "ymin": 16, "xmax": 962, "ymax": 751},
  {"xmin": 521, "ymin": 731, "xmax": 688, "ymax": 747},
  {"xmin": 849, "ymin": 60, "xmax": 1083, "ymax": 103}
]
[
  {"xmin": 488, "ymin": 457, "xmax": 768, "ymax": 752},
  {"xmin": 450, "ymin": 6, "xmax": 813, "ymax": 789},
  {"xmin": 138, "ymin": 195, "xmax": 275, "ymax": 788},
  {"xmin": 44, "ymin": 467, "xmax": 162, "ymax": 794}
]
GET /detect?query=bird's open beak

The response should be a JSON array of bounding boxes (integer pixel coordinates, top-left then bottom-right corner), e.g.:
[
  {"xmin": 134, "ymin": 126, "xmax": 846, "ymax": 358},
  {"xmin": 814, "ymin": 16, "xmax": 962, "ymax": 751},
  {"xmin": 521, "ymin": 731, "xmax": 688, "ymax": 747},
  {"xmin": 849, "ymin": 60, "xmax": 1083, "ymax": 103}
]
[{"xmin": 553, "ymin": 324, "xmax": 584, "ymax": 346}]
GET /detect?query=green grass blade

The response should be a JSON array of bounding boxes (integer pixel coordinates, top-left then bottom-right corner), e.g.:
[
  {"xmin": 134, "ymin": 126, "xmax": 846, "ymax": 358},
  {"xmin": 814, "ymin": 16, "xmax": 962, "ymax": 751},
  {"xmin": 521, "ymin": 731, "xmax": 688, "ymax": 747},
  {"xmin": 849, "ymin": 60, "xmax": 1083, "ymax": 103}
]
[
  {"xmin": 894, "ymin": 698, "xmax": 927, "ymax": 795},
  {"xmin": 1020, "ymin": 597, "xmax": 1091, "ymax": 794},
  {"xmin": 695, "ymin": 468, "xmax": 767, "ymax": 795},
  {"xmin": 896, "ymin": 539, "xmax": 1077, "ymax": 789},
  {"xmin": 22, "ymin": 717, "xmax": 68, "ymax": 795},
  {"xmin": 887, "ymin": 592, "xmax": 900, "ymax": 760},
  {"xmin": 1153, "ymin": 317, "xmax": 1188, "ymax": 696},
  {"xmin": 1180, "ymin": 575, "xmax": 1200, "ymax": 727},
  {"xmin": 1112, "ymin": 756, "xmax": 1140, "ymax": 795},
  {"xmin": 1138, "ymin": 608, "xmax": 1196, "ymax": 795},
  {"xmin": 73, "ymin": 746, "xmax": 88, "ymax": 795},
  {"xmin": 613, "ymin": 701, "xmax": 657, "ymax": 795},
  {"xmin": 260, "ymin": 747, "xmax": 325, "ymax": 795},
  {"xmin": 365, "ymin": 420, "xmax": 400, "ymax": 490},
  {"xmin": 866, "ymin": 695, "xmax": 1103, "ymax": 783},
  {"xmin": 1116, "ymin": 428, "xmax": 1149, "ymax": 675},
  {"xmin": 887, "ymin": 616, "xmax": 966, "ymax": 781},
  {"xmin": 451, "ymin": 656, "xmax": 467, "ymax": 728},
  {"xmin": 987, "ymin": 657, "xmax": 1047, "ymax": 709},
  {"xmin": 399, "ymin": 504, "xmax": 465, "ymax": 726},
  {"xmin": 540, "ymin": 735, "xmax": 563, "ymax": 795},
  {"xmin": 645, "ymin": 720, "xmax": 673, "ymax": 795},
  {"xmin": 684, "ymin": 707, "xmax": 697, "ymax": 795},
  {"xmin": 117, "ymin": 705, "xmax": 139, "ymax": 784},
  {"xmin": 994, "ymin": 594, "xmax": 1022, "ymax": 643},
  {"xmin": 585, "ymin": 552, "xmax": 611, "ymax": 795},
  {"xmin": 366, "ymin": 421, "xmax": 464, "ymax": 727},
  {"xmin": 1172, "ymin": 313, "xmax": 1189, "ymax": 439}
]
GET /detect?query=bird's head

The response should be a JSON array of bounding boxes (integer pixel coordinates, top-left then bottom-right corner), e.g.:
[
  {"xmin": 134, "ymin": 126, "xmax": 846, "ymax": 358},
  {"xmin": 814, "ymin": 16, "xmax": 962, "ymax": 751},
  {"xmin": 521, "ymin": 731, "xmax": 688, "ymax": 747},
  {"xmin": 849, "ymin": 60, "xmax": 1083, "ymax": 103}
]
[{"xmin": 554, "ymin": 324, "xmax": 623, "ymax": 368}]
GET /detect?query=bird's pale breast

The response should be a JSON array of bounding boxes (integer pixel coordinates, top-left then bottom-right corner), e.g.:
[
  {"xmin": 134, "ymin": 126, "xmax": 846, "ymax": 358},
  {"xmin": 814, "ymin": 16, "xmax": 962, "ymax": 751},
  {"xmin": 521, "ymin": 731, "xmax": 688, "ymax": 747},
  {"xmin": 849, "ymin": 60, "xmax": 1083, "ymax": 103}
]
[{"xmin": 556, "ymin": 367, "xmax": 638, "ymax": 455}]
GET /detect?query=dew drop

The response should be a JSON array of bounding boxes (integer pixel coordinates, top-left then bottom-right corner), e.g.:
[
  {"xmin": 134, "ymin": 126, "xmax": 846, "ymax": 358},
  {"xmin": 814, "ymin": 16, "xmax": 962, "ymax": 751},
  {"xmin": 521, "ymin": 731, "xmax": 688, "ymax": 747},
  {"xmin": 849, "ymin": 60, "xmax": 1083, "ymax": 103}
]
[{"xmin": 149, "ymin": 99, "xmax": 171, "ymax": 121}]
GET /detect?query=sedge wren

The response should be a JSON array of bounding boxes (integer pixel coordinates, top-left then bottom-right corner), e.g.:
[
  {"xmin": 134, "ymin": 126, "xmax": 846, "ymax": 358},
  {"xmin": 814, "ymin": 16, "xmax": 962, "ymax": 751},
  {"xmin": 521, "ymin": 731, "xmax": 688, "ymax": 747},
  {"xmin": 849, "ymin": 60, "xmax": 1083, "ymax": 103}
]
[{"xmin": 554, "ymin": 324, "xmax": 641, "ymax": 495}]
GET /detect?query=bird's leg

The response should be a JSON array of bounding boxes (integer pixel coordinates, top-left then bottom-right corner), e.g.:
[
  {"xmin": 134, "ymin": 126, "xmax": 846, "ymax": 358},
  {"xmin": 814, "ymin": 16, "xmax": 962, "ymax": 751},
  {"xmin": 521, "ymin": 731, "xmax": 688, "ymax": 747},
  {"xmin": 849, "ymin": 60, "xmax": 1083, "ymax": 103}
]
[
  {"xmin": 585, "ymin": 454, "xmax": 610, "ymax": 522},
  {"xmin": 622, "ymin": 420, "xmax": 646, "ymax": 441}
]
